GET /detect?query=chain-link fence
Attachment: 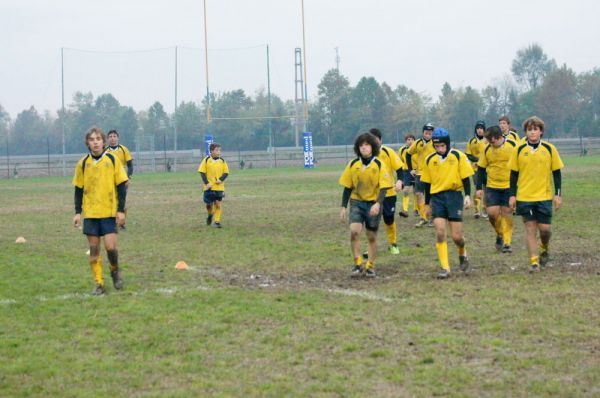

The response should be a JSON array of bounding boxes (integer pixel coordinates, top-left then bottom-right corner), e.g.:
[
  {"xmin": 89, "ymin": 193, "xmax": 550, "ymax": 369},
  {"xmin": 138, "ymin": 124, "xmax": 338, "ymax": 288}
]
[{"xmin": 1, "ymin": 137, "xmax": 599, "ymax": 179}]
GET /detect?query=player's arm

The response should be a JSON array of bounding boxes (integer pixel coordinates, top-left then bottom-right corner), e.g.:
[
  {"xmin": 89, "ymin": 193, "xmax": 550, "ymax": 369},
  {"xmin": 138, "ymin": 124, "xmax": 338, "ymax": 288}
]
[
  {"xmin": 553, "ymin": 169, "xmax": 562, "ymax": 210},
  {"xmin": 340, "ymin": 187, "xmax": 352, "ymax": 222},
  {"xmin": 405, "ymin": 153, "xmax": 415, "ymax": 175},
  {"xmin": 466, "ymin": 153, "xmax": 479, "ymax": 163},
  {"xmin": 422, "ymin": 181, "xmax": 432, "ymax": 218},
  {"xmin": 475, "ymin": 167, "xmax": 486, "ymax": 198},
  {"xmin": 216, "ymin": 172, "xmax": 228, "ymax": 184},
  {"xmin": 462, "ymin": 177, "xmax": 472, "ymax": 208},
  {"xmin": 116, "ymin": 181, "xmax": 127, "ymax": 225},
  {"xmin": 368, "ymin": 188, "xmax": 388, "ymax": 216},
  {"xmin": 509, "ymin": 170, "xmax": 519, "ymax": 210},
  {"xmin": 73, "ymin": 187, "xmax": 83, "ymax": 227},
  {"xmin": 126, "ymin": 160, "xmax": 133, "ymax": 178}
]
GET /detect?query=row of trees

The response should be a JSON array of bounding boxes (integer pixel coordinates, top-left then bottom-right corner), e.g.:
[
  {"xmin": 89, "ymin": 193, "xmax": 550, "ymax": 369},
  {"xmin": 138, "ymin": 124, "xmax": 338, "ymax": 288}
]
[{"xmin": 2, "ymin": 44, "xmax": 600, "ymax": 156}]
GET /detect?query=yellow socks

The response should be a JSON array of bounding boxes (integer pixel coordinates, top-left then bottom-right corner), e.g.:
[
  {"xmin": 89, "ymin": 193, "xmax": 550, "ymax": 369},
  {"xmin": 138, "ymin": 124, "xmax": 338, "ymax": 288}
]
[
  {"xmin": 475, "ymin": 197, "xmax": 481, "ymax": 213},
  {"xmin": 385, "ymin": 223, "xmax": 397, "ymax": 245},
  {"xmin": 530, "ymin": 256, "xmax": 539, "ymax": 265},
  {"xmin": 365, "ymin": 260, "xmax": 375, "ymax": 270},
  {"xmin": 402, "ymin": 196, "xmax": 410, "ymax": 212},
  {"xmin": 90, "ymin": 257, "xmax": 104, "ymax": 285},
  {"xmin": 354, "ymin": 256, "xmax": 362, "ymax": 266},
  {"xmin": 214, "ymin": 205, "xmax": 222, "ymax": 222},
  {"xmin": 458, "ymin": 245, "xmax": 466, "ymax": 257},
  {"xmin": 502, "ymin": 217, "xmax": 513, "ymax": 246},
  {"xmin": 494, "ymin": 216, "xmax": 504, "ymax": 236},
  {"xmin": 436, "ymin": 241, "xmax": 449, "ymax": 271}
]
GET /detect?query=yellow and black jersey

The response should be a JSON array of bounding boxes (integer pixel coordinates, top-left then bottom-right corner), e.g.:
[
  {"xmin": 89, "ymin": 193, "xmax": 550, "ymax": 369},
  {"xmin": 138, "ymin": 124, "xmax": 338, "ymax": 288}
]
[
  {"xmin": 106, "ymin": 144, "xmax": 133, "ymax": 173},
  {"xmin": 421, "ymin": 149, "xmax": 474, "ymax": 194},
  {"xmin": 407, "ymin": 138, "xmax": 435, "ymax": 175},
  {"xmin": 198, "ymin": 156, "xmax": 229, "ymax": 191},
  {"xmin": 509, "ymin": 141, "xmax": 564, "ymax": 202},
  {"xmin": 398, "ymin": 145, "xmax": 410, "ymax": 170},
  {"xmin": 477, "ymin": 140, "xmax": 517, "ymax": 189},
  {"xmin": 72, "ymin": 152, "xmax": 128, "ymax": 218},
  {"xmin": 465, "ymin": 136, "xmax": 488, "ymax": 171},
  {"xmin": 378, "ymin": 145, "xmax": 404, "ymax": 197},
  {"xmin": 339, "ymin": 157, "xmax": 393, "ymax": 202}
]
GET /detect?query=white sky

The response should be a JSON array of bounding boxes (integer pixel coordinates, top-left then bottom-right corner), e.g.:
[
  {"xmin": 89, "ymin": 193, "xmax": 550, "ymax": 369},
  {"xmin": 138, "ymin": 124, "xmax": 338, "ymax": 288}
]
[{"xmin": 1, "ymin": 0, "xmax": 600, "ymax": 118}]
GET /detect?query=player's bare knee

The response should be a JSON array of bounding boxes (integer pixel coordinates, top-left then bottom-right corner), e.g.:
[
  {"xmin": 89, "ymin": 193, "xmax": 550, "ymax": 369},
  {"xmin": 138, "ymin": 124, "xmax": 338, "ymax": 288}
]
[
  {"xmin": 540, "ymin": 229, "xmax": 552, "ymax": 243},
  {"xmin": 89, "ymin": 245, "xmax": 100, "ymax": 258}
]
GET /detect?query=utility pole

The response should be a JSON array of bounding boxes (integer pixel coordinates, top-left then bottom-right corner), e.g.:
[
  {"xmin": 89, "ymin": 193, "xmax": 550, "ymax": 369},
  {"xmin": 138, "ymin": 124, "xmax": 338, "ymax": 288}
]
[{"xmin": 294, "ymin": 48, "xmax": 306, "ymax": 147}]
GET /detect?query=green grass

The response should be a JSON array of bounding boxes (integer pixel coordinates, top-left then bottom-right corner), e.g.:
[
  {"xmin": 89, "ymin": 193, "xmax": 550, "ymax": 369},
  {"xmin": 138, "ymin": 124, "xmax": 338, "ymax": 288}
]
[{"xmin": 1, "ymin": 156, "xmax": 600, "ymax": 397}]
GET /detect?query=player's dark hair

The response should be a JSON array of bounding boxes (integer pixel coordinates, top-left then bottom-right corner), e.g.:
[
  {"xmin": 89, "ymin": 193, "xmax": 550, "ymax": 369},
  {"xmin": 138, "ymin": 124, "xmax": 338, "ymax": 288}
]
[
  {"xmin": 485, "ymin": 125, "xmax": 503, "ymax": 140},
  {"xmin": 404, "ymin": 134, "xmax": 416, "ymax": 141},
  {"xmin": 85, "ymin": 126, "xmax": 106, "ymax": 148},
  {"xmin": 368, "ymin": 128, "xmax": 382, "ymax": 140},
  {"xmin": 499, "ymin": 115, "xmax": 511, "ymax": 124},
  {"xmin": 523, "ymin": 116, "xmax": 545, "ymax": 133},
  {"xmin": 353, "ymin": 132, "xmax": 380, "ymax": 158},
  {"xmin": 107, "ymin": 129, "xmax": 119, "ymax": 137},
  {"xmin": 209, "ymin": 142, "xmax": 221, "ymax": 152}
]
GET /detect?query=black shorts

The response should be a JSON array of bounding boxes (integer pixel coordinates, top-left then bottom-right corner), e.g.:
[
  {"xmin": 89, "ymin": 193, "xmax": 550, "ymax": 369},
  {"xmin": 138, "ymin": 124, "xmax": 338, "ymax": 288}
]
[
  {"xmin": 203, "ymin": 190, "xmax": 225, "ymax": 204},
  {"xmin": 516, "ymin": 200, "xmax": 553, "ymax": 224},
  {"xmin": 485, "ymin": 187, "xmax": 510, "ymax": 207},
  {"xmin": 83, "ymin": 217, "xmax": 117, "ymax": 237},
  {"xmin": 403, "ymin": 171, "xmax": 415, "ymax": 187},
  {"xmin": 431, "ymin": 191, "xmax": 464, "ymax": 222},
  {"xmin": 349, "ymin": 200, "xmax": 382, "ymax": 231},
  {"xmin": 382, "ymin": 195, "xmax": 397, "ymax": 225},
  {"xmin": 414, "ymin": 175, "xmax": 425, "ymax": 194}
]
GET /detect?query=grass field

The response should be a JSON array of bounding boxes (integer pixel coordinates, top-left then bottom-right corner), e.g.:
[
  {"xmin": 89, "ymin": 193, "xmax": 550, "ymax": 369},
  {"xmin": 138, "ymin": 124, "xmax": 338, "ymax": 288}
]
[{"xmin": 1, "ymin": 156, "xmax": 600, "ymax": 397}]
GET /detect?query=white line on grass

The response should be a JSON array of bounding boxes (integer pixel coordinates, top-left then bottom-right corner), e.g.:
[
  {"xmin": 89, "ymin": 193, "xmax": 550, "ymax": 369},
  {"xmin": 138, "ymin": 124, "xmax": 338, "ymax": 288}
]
[{"xmin": 327, "ymin": 288, "xmax": 394, "ymax": 303}]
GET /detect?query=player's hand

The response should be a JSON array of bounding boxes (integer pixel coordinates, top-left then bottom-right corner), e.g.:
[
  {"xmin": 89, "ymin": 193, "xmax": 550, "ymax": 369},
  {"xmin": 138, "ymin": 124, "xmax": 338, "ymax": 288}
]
[
  {"xmin": 215, "ymin": 179, "xmax": 222, "ymax": 185},
  {"xmin": 410, "ymin": 169, "xmax": 417, "ymax": 177},
  {"xmin": 424, "ymin": 205, "xmax": 431, "ymax": 219},
  {"xmin": 476, "ymin": 189, "xmax": 484, "ymax": 199},
  {"xmin": 464, "ymin": 195, "xmax": 472, "ymax": 209},
  {"xmin": 394, "ymin": 180, "xmax": 403, "ymax": 193},
  {"xmin": 73, "ymin": 214, "xmax": 81, "ymax": 228},
  {"xmin": 553, "ymin": 195, "xmax": 562, "ymax": 211},
  {"xmin": 340, "ymin": 207, "xmax": 347, "ymax": 222},
  {"xmin": 125, "ymin": 179, "xmax": 131, "ymax": 187},
  {"xmin": 369, "ymin": 202, "xmax": 381, "ymax": 217},
  {"xmin": 116, "ymin": 212, "xmax": 125, "ymax": 226},
  {"xmin": 509, "ymin": 196, "xmax": 517, "ymax": 211},
  {"xmin": 205, "ymin": 183, "xmax": 213, "ymax": 190}
]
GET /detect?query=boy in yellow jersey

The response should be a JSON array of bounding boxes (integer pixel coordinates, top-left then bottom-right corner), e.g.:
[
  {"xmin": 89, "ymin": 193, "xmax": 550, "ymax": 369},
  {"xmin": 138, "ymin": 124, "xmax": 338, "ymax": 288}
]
[
  {"xmin": 465, "ymin": 121, "xmax": 488, "ymax": 219},
  {"xmin": 509, "ymin": 116, "xmax": 563, "ymax": 272},
  {"xmin": 475, "ymin": 126, "xmax": 517, "ymax": 253},
  {"xmin": 499, "ymin": 115, "xmax": 520, "ymax": 143},
  {"xmin": 398, "ymin": 134, "xmax": 416, "ymax": 218},
  {"xmin": 106, "ymin": 129, "xmax": 133, "ymax": 229},
  {"xmin": 421, "ymin": 128, "xmax": 474, "ymax": 279},
  {"xmin": 339, "ymin": 132, "xmax": 393, "ymax": 277},
  {"xmin": 407, "ymin": 123, "xmax": 436, "ymax": 227},
  {"xmin": 369, "ymin": 128, "xmax": 404, "ymax": 255},
  {"xmin": 72, "ymin": 127, "xmax": 129, "ymax": 295},
  {"xmin": 198, "ymin": 143, "xmax": 229, "ymax": 228}
]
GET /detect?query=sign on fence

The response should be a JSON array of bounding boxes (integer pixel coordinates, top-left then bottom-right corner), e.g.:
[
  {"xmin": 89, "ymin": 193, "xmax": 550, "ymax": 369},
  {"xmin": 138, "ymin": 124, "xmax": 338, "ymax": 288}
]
[
  {"xmin": 303, "ymin": 132, "xmax": 314, "ymax": 169},
  {"xmin": 204, "ymin": 134, "xmax": 214, "ymax": 157}
]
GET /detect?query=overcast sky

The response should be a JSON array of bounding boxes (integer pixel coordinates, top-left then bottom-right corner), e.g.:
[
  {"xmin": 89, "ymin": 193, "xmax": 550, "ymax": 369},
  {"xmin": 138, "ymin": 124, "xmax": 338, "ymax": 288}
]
[{"xmin": 2, "ymin": 0, "xmax": 600, "ymax": 118}]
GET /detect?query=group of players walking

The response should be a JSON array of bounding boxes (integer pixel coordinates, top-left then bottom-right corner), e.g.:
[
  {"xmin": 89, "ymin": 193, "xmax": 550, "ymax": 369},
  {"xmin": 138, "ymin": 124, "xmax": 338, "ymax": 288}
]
[{"xmin": 339, "ymin": 116, "xmax": 564, "ymax": 279}]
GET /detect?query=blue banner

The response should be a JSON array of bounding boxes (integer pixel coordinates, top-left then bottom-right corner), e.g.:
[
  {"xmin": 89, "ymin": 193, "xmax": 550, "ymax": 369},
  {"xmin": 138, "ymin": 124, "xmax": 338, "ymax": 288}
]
[
  {"xmin": 303, "ymin": 132, "xmax": 314, "ymax": 168},
  {"xmin": 204, "ymin": 134, "xmax": 214, "ymax": 157}
]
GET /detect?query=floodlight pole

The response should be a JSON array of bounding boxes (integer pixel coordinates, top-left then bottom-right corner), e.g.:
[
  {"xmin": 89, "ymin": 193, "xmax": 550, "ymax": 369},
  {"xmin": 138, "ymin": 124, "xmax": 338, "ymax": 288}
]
[
  {"xmin": 267, "ymin": 45, "xmax": 273, "ymax": 158},
  {"xmin": 61, "ymin": 47, "xmax": 66, "ymax": 176},
  {"xmin": 174, "ymin": 45, "xmax": 178, "ymax": 172},
  {"xmin": 301, "ymin": 0, "xmax": 308, "ymax": 129},
  {"xmin": 203, "ymin": 0, "xmax": 211, "ymax": 130}
]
